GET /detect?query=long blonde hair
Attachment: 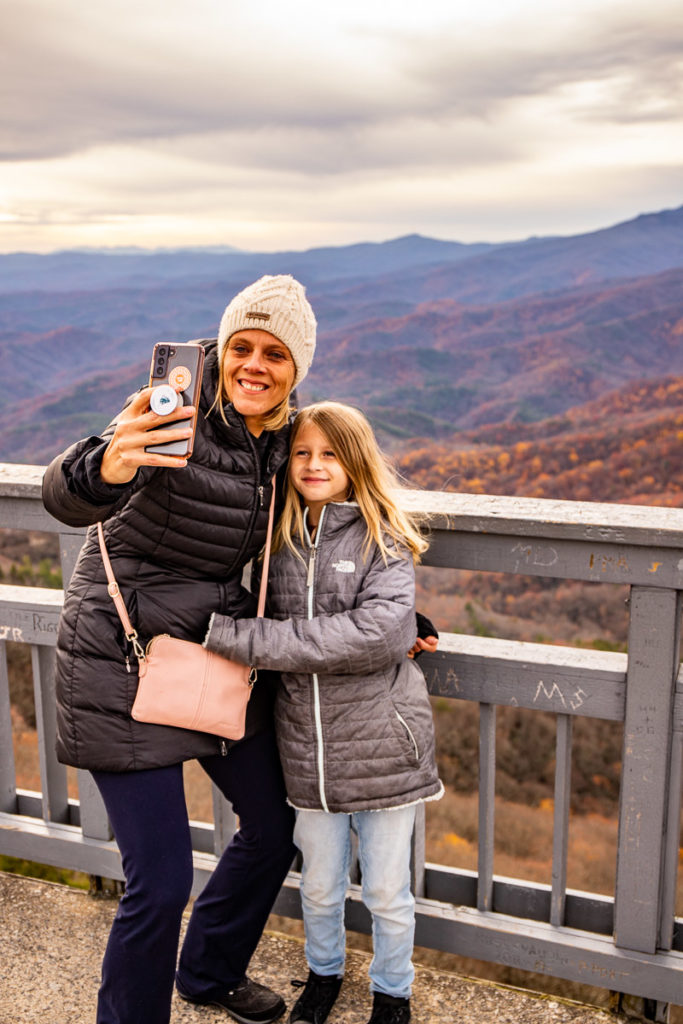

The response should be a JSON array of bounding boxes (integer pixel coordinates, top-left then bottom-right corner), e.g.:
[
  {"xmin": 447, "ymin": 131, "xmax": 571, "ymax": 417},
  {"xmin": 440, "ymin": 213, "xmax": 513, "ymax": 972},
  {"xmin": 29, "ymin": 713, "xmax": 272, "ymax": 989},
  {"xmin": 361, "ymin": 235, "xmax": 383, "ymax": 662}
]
[{"xmin": 276, "ymin": 401, "xmax": 428, "ymax": 564}]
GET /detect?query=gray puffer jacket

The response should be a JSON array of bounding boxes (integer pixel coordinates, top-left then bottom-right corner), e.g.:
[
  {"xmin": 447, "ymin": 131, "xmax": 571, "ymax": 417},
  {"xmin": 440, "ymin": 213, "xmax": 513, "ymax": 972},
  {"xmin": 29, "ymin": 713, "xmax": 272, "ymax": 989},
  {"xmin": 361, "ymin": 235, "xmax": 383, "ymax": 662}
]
[{"xmin": 206, "ymin": 502, "xmax": 443, "ymax": 812}]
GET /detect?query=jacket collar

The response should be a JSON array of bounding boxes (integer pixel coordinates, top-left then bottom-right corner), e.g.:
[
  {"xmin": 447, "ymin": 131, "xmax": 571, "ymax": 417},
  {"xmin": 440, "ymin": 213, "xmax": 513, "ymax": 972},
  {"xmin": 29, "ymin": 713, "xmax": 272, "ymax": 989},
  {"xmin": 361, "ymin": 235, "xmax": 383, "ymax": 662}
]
[{"xmin": 303, "ymin": 502, "xmax": 361, "ymax": 547}]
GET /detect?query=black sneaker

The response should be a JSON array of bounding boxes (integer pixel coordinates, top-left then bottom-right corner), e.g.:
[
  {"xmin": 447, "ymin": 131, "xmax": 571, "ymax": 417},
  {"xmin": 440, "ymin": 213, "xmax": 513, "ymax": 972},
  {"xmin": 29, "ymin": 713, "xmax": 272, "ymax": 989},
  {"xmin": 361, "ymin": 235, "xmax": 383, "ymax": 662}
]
[
  {"xmin": 366, "ymin": 992, "xmax": 411, "ymax": 1024},
  {"xmin": 288, "ymin": 970, "xmax": 343, "ymax": 1023},
  {"xmin": 177, "ymin": 976, "xmax": 286, "ymax": 1024}
]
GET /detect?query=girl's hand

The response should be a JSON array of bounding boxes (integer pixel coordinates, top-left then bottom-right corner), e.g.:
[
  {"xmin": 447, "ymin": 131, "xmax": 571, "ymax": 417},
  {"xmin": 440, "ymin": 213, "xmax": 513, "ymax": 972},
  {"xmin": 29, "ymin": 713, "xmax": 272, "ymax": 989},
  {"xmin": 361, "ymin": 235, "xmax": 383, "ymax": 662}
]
[
  {"xmin": 100, "ymin": 387, "xmax": 196, "ymax": 485},
  {"xmin": 407, "ymin": 635, "xmax": 438, "ymax": 659},
  {"xmin": 408, "ymin": 611, "xmax": 439, "ymax": 659}
]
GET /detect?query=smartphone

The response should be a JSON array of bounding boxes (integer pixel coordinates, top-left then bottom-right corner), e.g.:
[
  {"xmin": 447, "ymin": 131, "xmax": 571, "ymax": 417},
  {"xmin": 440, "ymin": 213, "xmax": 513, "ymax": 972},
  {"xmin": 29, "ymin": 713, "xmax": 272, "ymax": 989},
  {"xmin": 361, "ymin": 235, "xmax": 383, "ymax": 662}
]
[{"xmin": 145, "ymin": 342, "xmax": 205, "ymax": 457}]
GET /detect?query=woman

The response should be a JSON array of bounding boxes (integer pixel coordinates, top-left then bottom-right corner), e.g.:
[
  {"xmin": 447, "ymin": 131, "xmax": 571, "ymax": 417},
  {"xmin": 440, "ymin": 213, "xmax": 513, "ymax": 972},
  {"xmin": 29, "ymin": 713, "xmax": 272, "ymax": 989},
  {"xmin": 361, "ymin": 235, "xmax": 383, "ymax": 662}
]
[{"xmin": 42, "ymin": 274, "xmax": 317, "ymax": 1024}]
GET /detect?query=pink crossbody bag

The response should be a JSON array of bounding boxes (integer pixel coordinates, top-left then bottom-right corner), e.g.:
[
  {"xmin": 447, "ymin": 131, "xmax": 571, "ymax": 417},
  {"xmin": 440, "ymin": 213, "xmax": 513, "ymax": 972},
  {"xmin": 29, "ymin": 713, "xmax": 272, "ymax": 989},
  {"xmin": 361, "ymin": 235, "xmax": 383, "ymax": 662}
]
[{"xmin": 98, "ymin": 480, "xmax": 276, "ymax": 740}]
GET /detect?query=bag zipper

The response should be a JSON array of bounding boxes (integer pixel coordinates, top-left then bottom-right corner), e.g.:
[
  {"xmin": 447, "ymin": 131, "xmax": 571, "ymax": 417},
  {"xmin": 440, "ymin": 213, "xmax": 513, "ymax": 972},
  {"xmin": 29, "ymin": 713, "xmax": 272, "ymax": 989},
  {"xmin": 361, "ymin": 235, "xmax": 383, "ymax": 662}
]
[{"xmin": 145, "ymin": 634, "xmax": 170, "ymax": 656}]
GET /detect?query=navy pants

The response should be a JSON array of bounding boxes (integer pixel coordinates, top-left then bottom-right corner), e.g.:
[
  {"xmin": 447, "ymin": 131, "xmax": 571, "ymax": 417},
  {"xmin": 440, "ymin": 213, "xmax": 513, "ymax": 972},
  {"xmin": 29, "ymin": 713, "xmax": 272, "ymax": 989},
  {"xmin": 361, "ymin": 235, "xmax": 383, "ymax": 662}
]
[{"xmin": 92, "ymin": 728, "xmax": 296, "ymax": 1024}]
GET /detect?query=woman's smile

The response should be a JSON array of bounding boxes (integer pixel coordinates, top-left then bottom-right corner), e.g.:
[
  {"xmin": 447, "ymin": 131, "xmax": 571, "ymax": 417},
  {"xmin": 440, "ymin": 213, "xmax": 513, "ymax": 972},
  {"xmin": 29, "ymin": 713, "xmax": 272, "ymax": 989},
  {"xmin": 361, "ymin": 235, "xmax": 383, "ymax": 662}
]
[{"xmin": 223, "ymin": 329, "xmax": 295, "ymax": 433}]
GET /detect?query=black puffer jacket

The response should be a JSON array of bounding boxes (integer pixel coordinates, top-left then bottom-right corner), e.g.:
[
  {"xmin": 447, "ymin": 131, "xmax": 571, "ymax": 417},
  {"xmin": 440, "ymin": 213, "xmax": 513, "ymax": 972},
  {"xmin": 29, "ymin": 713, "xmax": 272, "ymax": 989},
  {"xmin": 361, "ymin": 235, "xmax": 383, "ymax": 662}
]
[{"xmin": 42, "ymin": 342, "xmax": 291, "ymax": 771}]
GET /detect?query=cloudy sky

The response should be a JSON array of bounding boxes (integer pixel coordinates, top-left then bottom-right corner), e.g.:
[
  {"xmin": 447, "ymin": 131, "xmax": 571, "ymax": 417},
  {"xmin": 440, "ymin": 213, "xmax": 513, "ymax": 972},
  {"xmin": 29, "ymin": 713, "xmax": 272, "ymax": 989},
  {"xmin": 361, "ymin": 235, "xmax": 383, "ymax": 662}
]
[{"xmin": 2, "ymin": 0, "xmax": 682, "ymax": 253}]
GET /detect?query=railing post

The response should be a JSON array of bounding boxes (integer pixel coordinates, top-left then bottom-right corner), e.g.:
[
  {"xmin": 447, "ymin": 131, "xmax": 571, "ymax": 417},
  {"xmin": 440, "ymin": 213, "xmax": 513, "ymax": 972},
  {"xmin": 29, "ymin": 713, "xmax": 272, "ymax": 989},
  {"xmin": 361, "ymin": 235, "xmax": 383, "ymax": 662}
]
[
  {"xmin": 657, "ymin": 596, "xmax": 683, "ymax": 954},
  {"xmin": 0, "ymin": 644, "xmax": 16, "ymax": 813},
  {"xmin": 32, "ymin": 645, "xmax": 69, "ymax": 823},
  {"xmin": 550, "ymin": 714, "xmax": 573, "ymax": 926},
  {"xmin": 614, "ymin": 586, "xmax": 680, "ymax": 954},
  {"xmin": 59, "ymin": 531, "xmax": 86, "ymax": 589},
  {"xmin": 77, "ymin": 769, "xmax": 112, "ymax": 841},
  {"xmin": 477, "ymin": 703, "xmax": 496, "ymax": 911},
  {"xmin": 212, "ymin": 786, "xmax": 238, "ymax": 856},
  {"xmin": 659, "ymin": 727, "xmax": 683, "ymax": 950}
]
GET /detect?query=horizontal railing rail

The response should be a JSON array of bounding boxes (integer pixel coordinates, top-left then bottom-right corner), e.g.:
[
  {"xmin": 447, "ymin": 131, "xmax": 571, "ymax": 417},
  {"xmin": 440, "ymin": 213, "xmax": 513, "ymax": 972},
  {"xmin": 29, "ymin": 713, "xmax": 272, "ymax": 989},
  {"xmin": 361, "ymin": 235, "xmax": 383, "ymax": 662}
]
[{"xmin": 0, "ymin": 463, "xmax": 681, "ymax": 1017}]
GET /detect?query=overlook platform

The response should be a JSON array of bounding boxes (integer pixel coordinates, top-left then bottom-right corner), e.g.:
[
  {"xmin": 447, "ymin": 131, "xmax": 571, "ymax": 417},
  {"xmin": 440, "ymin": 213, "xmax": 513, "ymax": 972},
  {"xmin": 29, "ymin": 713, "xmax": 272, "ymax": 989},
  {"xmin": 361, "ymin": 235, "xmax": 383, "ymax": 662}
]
[{"xmin": 0, "ymin": 872, "xmax": 620, "ymax": 1024}]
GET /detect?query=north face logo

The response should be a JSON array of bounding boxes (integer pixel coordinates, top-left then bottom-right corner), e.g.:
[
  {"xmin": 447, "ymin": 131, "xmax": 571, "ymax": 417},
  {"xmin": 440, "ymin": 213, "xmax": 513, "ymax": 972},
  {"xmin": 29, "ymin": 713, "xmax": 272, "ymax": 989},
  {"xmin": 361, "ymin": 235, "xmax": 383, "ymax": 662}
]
[{"xmin": 332, "ymin": 560, "xmax": 355, "ymax": 573}]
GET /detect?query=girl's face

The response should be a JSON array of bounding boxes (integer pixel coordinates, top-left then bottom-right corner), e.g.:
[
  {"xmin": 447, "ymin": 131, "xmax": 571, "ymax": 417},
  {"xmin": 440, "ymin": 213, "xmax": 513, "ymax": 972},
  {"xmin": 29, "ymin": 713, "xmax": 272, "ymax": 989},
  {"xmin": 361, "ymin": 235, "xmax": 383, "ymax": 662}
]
[
  {"xmin": 222, "ymin": 329, "xmax": 295, "ymax": 434},
  {"xmin": 289, "ymin": 422, "xmax": 350, "ymax": 524}
]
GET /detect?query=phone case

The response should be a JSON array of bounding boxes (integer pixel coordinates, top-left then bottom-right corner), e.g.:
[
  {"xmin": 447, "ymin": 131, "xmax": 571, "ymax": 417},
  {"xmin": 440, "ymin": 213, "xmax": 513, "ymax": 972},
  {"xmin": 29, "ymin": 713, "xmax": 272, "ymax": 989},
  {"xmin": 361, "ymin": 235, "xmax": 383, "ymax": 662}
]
[{"xmin": 145, "ymin": 342, "xmax": 205, "ymax": 457}]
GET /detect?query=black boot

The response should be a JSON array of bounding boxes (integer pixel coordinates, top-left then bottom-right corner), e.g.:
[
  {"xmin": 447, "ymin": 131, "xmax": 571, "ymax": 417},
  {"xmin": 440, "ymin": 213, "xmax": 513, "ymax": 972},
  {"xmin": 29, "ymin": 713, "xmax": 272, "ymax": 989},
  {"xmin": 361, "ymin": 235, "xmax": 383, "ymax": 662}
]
[
  {"xmin": 366, "ymin": 991, "xmax": 411, "ymax": 1023},
  {"xmin": 177, "ymin": 976, "xmax": 286, "ymax": 1023},
  {"xmin": 288, "ymin": 969, "xmax": 343, "ymax": 1023}
]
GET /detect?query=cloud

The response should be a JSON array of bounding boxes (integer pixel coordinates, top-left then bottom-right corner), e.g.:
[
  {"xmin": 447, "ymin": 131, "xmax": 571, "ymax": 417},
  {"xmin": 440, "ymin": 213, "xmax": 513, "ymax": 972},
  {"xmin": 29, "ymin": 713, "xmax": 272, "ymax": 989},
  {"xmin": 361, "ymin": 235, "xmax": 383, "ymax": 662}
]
[
  {"xmin": 3, "ymin": 0, "xmax": 682, "ymax": 169},
  {"xmin": 1, "ymin": 0, "xmax": 682, "ymax": 252},
  {"xmin": 3, "ymin": 0, "xmax": 401, "ymax": 159},
  {"xmin": 396, "ymin": 6, "xmax": 683, "ymax": 124}
]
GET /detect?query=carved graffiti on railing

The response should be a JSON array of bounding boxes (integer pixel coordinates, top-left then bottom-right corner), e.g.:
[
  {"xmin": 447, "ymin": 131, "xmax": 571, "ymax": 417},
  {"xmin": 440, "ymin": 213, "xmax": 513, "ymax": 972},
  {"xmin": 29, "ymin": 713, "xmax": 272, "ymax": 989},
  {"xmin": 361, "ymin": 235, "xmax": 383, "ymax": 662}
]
[
  {"xmin": 577, "ymin": 962, "xmax": 632, "ymax": 984},
  {"xmin": 510, "ymin": 542, "xmax": 559, "ymax": 572},
  {"xmin": 31, "ymin": 614, "xmax": 58, "ymax": 635},
  {"xmin": 583, "ymin": 526, "xmax": 627, "ymax": 542},
  {"xmin": 588, "ymin": 552, "xmax": 630, "ymax": 572},
  {"xmin": 428, "ymin": 666, "xmax": 460, "ymax": 697},
  {"xmin": 533, "ymin": 681, "xmax": 588, "ymax": 712},
  {"xmin": 0, "ymin": 624, "xmax": 24, "ymax": 641}
]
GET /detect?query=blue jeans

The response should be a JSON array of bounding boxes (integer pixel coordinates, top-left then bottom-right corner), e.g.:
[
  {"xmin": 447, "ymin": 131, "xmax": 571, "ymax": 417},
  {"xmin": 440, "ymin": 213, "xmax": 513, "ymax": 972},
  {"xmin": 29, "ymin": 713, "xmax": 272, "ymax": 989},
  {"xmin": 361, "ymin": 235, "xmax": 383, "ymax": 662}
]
[{"xmin": 293, "ymin": 805, "xmax": 417, "ymax": 999}]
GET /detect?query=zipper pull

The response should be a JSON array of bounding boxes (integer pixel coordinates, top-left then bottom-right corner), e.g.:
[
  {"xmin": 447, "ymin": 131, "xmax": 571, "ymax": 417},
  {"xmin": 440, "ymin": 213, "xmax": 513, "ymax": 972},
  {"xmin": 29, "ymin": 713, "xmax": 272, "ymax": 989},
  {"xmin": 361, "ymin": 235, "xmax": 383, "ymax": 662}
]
[
  {"xmin": 307, "ymin": 547, "xmax": 316, "ymax": 588},
  {"xmin": 220, "ymin": 740, "xmax": 228, "ymax": 756},
  {"xmin": 258, "ymin": 485, "xmax": 264, "ymax": 508}
]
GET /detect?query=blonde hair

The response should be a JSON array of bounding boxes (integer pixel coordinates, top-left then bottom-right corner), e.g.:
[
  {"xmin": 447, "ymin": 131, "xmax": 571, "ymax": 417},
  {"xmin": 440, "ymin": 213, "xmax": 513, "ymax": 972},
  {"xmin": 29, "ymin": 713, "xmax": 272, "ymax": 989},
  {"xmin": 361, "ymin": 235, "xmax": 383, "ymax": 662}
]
[
  {"xmin": 210, "ymin": 341, "xmax": 295, "ymax": 433},
  {"xmin": 276, "ymin": 401, "xmax": 428, "ymax": 564}
]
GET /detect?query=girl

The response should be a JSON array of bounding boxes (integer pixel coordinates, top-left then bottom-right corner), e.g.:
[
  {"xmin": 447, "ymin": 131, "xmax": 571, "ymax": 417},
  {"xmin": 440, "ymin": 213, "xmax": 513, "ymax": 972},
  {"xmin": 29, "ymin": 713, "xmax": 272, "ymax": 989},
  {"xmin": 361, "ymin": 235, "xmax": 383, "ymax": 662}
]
[{"xmin": 205, "ymin": 401, "xmax": 443, "ymax": 1024}]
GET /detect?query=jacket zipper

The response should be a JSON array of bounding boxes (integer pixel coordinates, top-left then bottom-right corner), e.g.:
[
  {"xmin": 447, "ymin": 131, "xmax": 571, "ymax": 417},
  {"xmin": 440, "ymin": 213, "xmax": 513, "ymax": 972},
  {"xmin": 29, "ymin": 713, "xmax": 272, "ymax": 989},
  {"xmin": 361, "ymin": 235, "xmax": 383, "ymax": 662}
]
[
  {"xmin": 230, "ymin": 423, "xmax": 265, "ymax": 573},
  {"xmin": 217, "ymin": 425, "xmax": 262, "ymax": 756},
  {"xmin": 214, "ymin": 423, "xmax": 273, "ymax": 756},
  {"xmin": 306, "ymin": 507, "xmax": 329, "ymax": 812}
]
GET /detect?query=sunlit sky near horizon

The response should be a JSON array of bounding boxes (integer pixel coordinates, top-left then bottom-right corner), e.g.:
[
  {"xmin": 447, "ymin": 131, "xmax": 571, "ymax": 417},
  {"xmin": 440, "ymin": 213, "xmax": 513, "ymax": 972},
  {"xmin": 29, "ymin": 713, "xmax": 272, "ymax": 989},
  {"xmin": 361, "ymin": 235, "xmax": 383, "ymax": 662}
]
[{"xmin": 2, "ymin": 0, "xmax": 682, "ymax": 253}]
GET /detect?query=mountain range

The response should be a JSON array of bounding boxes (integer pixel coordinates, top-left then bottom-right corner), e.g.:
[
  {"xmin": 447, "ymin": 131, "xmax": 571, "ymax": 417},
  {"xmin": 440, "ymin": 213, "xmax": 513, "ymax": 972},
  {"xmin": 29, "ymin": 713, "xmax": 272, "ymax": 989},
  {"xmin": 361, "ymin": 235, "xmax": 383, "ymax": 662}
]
[{"xmin": 1, "ymin": 204, "xmax": 682, "ymax": 466}]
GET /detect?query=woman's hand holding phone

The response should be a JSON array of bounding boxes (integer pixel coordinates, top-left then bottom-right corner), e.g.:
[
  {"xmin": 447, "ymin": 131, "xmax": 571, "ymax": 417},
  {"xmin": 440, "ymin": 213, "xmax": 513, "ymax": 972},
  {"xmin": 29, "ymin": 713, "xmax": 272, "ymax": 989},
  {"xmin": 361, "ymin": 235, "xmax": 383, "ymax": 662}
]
[
  {"xmin": 100, "ymin": 387, "xmax": 196, "ymax": 485},
  {"xmin": 101, "ymin": 341, "xmax": 204, "ymax": 485}
]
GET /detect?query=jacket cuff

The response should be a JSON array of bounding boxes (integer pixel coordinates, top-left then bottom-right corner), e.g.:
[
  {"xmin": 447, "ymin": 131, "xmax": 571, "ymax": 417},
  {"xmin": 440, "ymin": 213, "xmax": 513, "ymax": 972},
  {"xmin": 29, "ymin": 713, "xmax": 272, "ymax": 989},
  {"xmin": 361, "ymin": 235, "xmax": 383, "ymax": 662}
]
[
  {"xmin": 62, "ymin": 438, "xmax": 137, "ymax": 505},
  {"xmin": 204, "ymin": 612, "xmax": 235, "ymax": 655},
  {"xmin": 203, "ymin": 612, "xmax": 217, "ymax": 648},
  {"xmin": 81, "ymin": 442, "xmax": 139, "ymax": 502}
]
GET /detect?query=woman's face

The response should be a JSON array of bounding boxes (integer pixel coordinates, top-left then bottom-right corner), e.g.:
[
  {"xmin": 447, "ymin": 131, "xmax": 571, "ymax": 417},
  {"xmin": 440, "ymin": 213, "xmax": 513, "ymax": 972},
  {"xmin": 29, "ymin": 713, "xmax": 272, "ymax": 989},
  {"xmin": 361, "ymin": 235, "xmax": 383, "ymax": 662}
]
[{"xmin": 222, "ymin": 329, "xmax": 295, "ymax": 434}]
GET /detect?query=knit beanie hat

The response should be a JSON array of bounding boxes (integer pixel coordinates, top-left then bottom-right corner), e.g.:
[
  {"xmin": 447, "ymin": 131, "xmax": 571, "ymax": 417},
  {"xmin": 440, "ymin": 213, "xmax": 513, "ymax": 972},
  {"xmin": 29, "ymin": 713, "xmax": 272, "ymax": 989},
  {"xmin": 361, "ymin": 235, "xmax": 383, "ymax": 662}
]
[{"xmin": 217, "ymin": 274, "xmax": 317, "ymax": 387}]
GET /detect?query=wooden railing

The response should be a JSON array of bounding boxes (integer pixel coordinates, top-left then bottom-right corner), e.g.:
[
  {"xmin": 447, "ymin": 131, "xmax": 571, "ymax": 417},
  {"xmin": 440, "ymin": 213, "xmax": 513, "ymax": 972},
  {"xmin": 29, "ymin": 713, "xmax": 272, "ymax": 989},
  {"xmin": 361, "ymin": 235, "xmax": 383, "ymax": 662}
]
[{"xmin": 0, "ymin": 464, "xmax": 681, "ymax": 1019}]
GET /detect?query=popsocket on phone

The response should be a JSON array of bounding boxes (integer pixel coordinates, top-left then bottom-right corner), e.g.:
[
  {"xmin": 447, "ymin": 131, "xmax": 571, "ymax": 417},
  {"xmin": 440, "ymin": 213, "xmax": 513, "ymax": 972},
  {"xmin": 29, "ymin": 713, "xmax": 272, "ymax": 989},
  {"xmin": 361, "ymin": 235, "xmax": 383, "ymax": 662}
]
[{"xmin": 150, "ymin": 384, "xmax": 180, "ymax": 416}]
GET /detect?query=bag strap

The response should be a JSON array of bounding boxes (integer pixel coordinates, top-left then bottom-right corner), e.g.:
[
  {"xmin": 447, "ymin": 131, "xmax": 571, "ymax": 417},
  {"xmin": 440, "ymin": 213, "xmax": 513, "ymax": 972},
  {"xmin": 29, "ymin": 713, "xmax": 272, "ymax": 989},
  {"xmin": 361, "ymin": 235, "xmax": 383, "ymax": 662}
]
[
  {"xmin": 256, "ymin": 476, "xmax": 277, "ymax": 617},
  {"xmin": 98, "ymin": 475, "xmax": 277, "ymax": 655}
]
